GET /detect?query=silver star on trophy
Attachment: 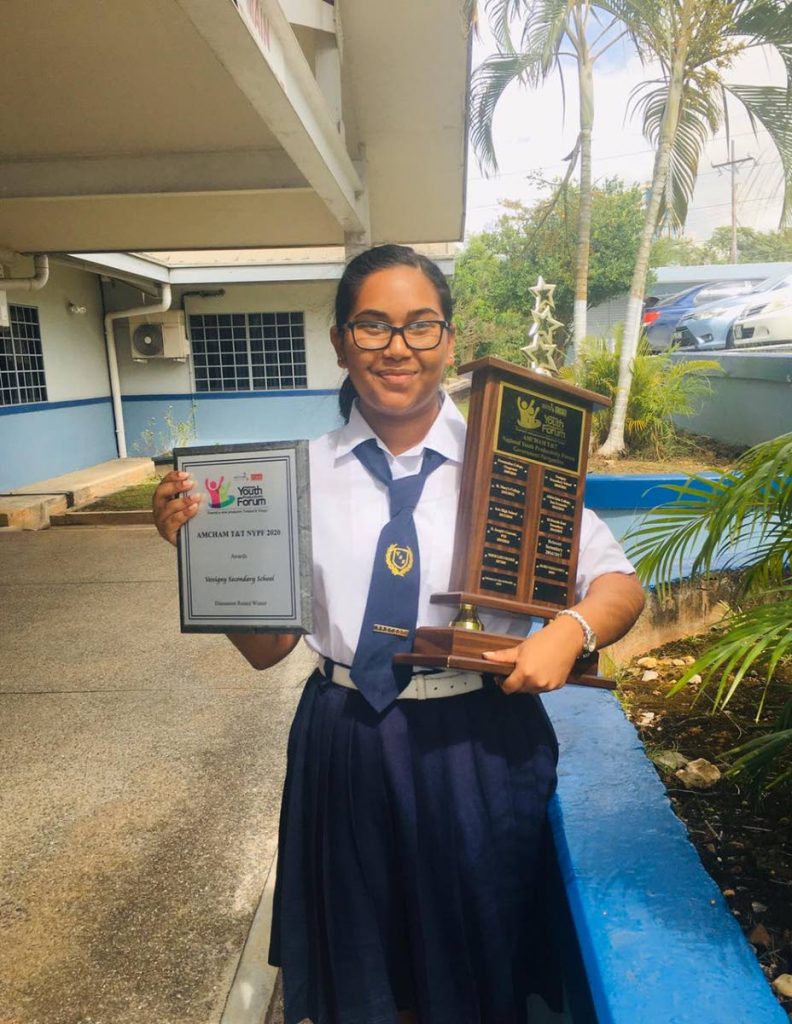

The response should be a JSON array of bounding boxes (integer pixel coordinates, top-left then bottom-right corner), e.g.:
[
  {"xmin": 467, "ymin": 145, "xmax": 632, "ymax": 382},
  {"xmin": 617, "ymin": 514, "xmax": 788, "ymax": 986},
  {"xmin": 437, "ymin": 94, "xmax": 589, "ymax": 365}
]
[{"xmin": 521, "ymin": 276, "xmax": 564, "ymax": 375}]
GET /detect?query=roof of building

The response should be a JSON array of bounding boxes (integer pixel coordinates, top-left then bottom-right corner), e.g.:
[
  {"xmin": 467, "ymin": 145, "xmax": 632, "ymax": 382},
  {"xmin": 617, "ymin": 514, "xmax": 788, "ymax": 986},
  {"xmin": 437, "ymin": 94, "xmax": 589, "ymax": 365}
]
[{"xmin": 0, "ymin": 1, "xmax": 470, "ymax": 253}]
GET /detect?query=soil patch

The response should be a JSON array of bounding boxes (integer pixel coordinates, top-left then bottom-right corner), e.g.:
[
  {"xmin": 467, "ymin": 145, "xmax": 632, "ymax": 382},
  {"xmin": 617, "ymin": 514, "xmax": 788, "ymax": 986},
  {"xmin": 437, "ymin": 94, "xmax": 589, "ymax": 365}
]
[
  {"xmin": 620, "ymin": 632, "xmax": 791, "ymax": 1017},
  {"xmin": 588, "ymin": 433, "xmax": 747, "ymax": 475}
]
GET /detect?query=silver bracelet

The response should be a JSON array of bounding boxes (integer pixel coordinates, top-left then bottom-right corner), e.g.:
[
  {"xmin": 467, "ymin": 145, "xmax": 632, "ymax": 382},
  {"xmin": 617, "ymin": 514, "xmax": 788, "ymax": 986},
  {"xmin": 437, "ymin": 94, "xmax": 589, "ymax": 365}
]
[{"xmin": 555, "ymin": 608, "xmax": 597, "ymax": 656}]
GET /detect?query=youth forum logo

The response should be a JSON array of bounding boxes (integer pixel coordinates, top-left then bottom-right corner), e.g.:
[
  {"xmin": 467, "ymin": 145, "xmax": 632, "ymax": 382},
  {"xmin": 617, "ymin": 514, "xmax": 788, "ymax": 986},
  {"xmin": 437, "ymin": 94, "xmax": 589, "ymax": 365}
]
[
  {"xmin": 204, "ymin": 476, "xmax": 235, "ymax": 509},
  {"xmin": 516, "ymin": 397, "xmax": 542, "ymax": 431}
]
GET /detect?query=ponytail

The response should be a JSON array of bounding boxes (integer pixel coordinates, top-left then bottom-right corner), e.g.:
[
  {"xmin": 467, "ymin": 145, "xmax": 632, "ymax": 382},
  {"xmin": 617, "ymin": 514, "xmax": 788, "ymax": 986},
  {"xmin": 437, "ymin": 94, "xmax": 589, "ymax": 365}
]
[{"xmin": 339, "ymin": 375, "xmax": 359, "ymax": 423}]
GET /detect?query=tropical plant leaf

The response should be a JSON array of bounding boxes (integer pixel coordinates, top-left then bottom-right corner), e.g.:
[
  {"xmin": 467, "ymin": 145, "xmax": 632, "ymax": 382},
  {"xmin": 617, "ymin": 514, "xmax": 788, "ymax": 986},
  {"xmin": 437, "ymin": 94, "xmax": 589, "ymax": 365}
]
[
  {"xmin": 730, "ymin": 0, "xmax": 792, "ymax": 85},
  {"xmin": 566, "ymin": 331, "xmax": 719, "ymax": 464},
  {"xmin": 727, "ymin": 697, "xmax": 792, "ymax": 791},
  {"xmin": 470, "ymin": 51, "xmax": 538, "ymax": 172},
  {"xmin": 517, "ymin": 0, "xmax": 577, "ymax": 70},
  {"xmin": 630, "ymin": 78, "xmax": 721, "ymax": 229},
  {"xmin": 668, "ymin": 591, "xmax": 792, "ymax": 709},
  {"xmin": 626, "ymin": 432, "xmax": 792, "ymax": 594},
  {"xmin": 726, "ymin": 83, "xmax": 792, "ymax": 225}
]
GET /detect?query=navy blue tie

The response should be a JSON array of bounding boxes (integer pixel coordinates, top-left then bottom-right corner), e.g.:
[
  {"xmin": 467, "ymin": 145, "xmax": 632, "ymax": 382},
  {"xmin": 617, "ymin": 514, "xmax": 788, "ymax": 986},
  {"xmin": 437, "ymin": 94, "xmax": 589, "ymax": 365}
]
[{"xmin": 350, "ymin": 438, "xmax": 446, "ymax": 711}]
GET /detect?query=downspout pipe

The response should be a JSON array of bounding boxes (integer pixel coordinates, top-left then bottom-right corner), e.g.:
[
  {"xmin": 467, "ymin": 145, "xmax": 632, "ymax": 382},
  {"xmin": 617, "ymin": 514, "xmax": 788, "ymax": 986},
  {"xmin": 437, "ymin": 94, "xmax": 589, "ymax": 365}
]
[
  {"xmin": 0, "ymin": 249, "xmax": 49, "ymax": 291},
  {"xmin": 104, "ymin": 284, "xmax": 172, "ymax": 458}
]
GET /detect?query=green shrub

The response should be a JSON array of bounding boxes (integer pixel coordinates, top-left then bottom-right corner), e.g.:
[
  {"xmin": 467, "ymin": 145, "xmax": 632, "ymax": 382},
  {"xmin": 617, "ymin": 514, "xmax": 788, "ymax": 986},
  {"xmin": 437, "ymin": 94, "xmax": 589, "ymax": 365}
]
[
  {"xmin": 132, "ymin": 406, "xmax": 196, "ymax": 457},
  {"xmin": 562, "ymin": 327, "xmax": 720, "ymax": 458}
]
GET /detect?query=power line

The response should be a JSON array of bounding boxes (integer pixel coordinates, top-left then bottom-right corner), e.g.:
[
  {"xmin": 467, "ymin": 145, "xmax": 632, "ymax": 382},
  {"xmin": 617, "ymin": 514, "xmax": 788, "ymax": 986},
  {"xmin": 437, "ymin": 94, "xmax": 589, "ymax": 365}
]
[
  {"xmin": 467, "ymin": 128, "xmax": 778, "ymax": 183},
  {"xmin": 690, "ymin": 194, "xmax": 781, "ymax": 212}
]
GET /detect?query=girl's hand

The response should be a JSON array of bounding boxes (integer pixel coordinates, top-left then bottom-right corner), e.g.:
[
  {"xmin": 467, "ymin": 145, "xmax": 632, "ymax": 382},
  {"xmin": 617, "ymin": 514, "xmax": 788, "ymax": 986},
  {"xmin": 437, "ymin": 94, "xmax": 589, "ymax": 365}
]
[
  {"xmin": 152, "ymin": 470, "xmax": 202, "ymax": 546},
  {"xmin": 482, "ymin": 614, "xmax": 585, "ymax": 695},
  {"xmin": 482, "ymin": 572, "xmax": 645, "ymax": 694}
]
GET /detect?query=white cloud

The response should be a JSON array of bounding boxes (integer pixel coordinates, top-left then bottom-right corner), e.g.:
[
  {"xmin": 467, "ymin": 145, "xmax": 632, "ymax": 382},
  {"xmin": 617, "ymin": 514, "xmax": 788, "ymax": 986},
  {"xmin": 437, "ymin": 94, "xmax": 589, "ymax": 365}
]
[{"xmin": 465, "ymin": 27, "xmax": 786, "ymax": 241}]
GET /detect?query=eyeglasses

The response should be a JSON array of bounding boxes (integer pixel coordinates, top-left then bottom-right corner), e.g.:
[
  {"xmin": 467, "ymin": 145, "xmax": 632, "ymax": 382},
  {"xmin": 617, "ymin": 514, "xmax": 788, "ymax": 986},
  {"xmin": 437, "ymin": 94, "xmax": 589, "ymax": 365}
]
[{"xmin": 344, "ymin": 319, "xmax": 450, "ymax": 351}]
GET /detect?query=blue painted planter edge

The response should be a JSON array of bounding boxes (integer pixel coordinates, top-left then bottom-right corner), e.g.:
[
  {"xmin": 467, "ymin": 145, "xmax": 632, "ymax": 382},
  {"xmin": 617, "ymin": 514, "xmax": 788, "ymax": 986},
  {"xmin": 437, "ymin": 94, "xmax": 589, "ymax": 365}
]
[
  {"xmin": 585, "ymin": 473, "xmax": 720, "ymax": 510},
  {"xmin": 543, "ymin": 687, "xmax": 787, "ymax": 1024}
]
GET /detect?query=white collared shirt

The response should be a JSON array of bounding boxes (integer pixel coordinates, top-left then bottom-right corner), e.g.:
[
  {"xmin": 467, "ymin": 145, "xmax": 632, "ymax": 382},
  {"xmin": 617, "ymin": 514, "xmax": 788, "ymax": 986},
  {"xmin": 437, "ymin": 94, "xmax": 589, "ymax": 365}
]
[{"xmin": 304, "ymin": 396, "xmax": 634, "ymax": 665}]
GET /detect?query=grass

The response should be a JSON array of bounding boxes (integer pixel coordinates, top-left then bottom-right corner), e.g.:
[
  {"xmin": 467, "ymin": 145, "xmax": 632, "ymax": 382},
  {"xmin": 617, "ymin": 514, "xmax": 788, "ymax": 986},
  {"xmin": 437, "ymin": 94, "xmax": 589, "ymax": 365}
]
[{"xmin": 80, "ymin": 478, "xmax": 160, "ymax": 512}]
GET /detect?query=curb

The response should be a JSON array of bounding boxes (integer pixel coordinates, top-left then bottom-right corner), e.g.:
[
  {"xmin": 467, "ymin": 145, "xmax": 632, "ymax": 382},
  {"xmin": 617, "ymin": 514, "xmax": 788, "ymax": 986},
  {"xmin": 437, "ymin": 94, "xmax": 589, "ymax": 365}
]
[
  {"xmin": 220, "ymin": 850, "xmax": 280, "ymax": 1024},
  {"xmin": 51, "ymin": 510, "xmax": 155, "ymax": 526}
]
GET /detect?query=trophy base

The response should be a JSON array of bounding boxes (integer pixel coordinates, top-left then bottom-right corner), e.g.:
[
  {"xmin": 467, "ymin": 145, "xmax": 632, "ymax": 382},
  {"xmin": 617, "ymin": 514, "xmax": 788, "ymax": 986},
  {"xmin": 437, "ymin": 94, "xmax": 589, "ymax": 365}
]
[
  {"xmin": 430, "ymin": 590, "xmax": 567, "ymax": 620},
  {"xmin": 393, "ymin": 627, "xmax": 615, "ymax": 691}
]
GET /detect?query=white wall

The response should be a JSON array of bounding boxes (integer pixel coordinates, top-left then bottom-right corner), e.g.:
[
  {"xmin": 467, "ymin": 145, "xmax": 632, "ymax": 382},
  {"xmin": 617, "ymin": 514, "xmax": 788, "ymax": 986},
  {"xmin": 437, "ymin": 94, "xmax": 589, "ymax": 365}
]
[
  {"xmin": 109, "ymin": 279, "xmax": 341, "ymax": 397},
  {"xmin": 6, "ymin": 260, "xmax": 108, "ymax": 402},
  {"xmin": 0, "ymin": 259, "xmax": 117, "ymax": 489}
]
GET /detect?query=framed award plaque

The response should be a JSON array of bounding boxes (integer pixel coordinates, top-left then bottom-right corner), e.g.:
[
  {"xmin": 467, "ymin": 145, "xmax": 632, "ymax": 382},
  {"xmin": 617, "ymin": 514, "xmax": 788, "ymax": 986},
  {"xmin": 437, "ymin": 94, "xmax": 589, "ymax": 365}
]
[{"xmin": 174, "ymin": 441, "xmax": 312, "ymax": 634}]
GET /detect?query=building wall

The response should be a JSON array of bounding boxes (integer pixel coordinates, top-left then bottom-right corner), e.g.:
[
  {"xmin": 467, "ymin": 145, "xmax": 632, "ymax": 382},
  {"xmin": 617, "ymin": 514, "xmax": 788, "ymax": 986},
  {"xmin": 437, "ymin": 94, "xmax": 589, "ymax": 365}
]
[
  {"xmin": 0, "ymin": 261, "xmax": 116, "ymax": 490},
  {"xmin": 671, "ymin": 351, "xmax": 792, "ymax": 447},
  {"xmin": 110, "ymin": 279, "xmax": 345, "ymax": 453},
  {"xmin": 585, "ymin": 295, "xmax": 629, "ymax": 342}
]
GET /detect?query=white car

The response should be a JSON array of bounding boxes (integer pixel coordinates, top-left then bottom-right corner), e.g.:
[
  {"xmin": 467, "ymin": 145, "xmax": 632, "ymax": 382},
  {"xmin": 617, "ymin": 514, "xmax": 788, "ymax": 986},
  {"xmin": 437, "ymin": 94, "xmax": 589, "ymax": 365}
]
[{"xmin": 732, "ymin": 286, "xmax": 792, "ymax": 349}]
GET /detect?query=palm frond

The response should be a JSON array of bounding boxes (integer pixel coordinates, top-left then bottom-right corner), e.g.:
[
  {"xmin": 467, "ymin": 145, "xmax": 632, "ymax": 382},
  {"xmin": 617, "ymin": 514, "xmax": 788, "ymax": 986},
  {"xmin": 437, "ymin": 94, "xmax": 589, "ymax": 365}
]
[
  {"xmin": 469, "ymin": 51, "xmax": 537, "ymax": 172},
  {"xmin": 462, "ymin": 0, "xmax": 480, "ymax": 35},
  {"xmin": 726, "ymin": 84, "xmax": 792, "ymax": 226},
  {"xmin": 727, "ymin": 697, "xmax": 792, "ymax": 791},
  {"xmin": 595, "ymin": 0, "xmax": 667, "ymax": 62},
  {"xmin": 669, "ymin": 591, "xmax": 792, "ymax": 707},
  {"xmin": 624, "ymin": 478, "xmax": 728, "ymax": 594},
  {"xmin": 483, "ymin": 0, "xmax": 526, "ymax": 51},
  {"xmin": 630, "ymin": 79, "xmax": 721, "ymax": 229},
  {"xmin": 730, "ymin": 0, "xmax": 792, "ymax": 85},
  {"xmin": 517, "ymin": 0, "xmax": 577, "ymax": 70},
  {"xmin": 626, "ymin": 432, "xmax": 792, "ymax": 592}
]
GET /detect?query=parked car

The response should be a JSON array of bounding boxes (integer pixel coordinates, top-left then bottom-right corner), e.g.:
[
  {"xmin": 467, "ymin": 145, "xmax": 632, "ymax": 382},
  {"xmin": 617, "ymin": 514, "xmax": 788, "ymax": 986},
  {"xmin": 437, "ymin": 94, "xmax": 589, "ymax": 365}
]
[
  {"xmin": 672, "ymin": 274, "xmax": 792, "ymax": 351},
  {"xmin": 642, "ymin": 280, "xmax": 756, "ymax": 352},
  {"xmin": 732, "ymin": 286, "xmax": 792, "ymax": 349}
]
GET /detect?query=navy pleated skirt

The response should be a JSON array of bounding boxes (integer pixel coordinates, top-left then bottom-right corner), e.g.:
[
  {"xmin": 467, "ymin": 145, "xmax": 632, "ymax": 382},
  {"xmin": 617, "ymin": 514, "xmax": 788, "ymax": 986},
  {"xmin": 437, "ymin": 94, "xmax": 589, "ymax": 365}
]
[{"xmin": 269, "ymin": 671, "xmax": 560, "ymax": 1024}]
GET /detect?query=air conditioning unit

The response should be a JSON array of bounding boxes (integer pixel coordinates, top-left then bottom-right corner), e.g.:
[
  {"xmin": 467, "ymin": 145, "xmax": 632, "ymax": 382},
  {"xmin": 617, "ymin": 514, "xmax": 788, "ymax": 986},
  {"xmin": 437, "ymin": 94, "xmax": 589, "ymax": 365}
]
[{"xmin": 129, "ymin": 311, "xmax": 189, "ymax": 362}]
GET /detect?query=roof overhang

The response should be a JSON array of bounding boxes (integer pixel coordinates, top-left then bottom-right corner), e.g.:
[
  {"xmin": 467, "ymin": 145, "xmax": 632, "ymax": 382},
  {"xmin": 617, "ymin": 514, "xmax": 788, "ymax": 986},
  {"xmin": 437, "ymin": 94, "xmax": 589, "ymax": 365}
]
[
  {"xmin": 0, "ymin": 0, "xmax": 469, "ymax": 253},
  {"xmin": 57, "ymin": 249, "xmax": 456, "ymax": 286}
]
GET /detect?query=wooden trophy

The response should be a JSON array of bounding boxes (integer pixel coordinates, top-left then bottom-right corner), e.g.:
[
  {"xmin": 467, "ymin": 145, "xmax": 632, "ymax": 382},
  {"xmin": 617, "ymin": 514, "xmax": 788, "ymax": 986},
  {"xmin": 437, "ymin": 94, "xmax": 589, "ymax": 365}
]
[{"xmin": 394, "ymin": 356, "xmax": 615, "ymax": 689}]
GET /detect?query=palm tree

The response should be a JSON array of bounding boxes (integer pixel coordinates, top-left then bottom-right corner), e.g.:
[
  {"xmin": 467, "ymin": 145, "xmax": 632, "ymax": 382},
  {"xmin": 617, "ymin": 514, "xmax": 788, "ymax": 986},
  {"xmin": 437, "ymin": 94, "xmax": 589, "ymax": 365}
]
[
  {"xmin": 467, "ymin": 0, "xmax": 631, "ymax": 349},
  {"xmin": 626, "ymin": 432, "xmax": 792, "ymax": 790},
  {"xmin": 597, "ymin": 0, "xmax": 792, "ymax": 455}
]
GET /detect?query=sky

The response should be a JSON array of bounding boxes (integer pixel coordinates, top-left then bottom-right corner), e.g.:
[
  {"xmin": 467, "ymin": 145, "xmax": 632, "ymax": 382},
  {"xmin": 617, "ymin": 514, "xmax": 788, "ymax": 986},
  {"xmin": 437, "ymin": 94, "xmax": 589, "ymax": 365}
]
[{"xmin": 464, "ymin": 18, "xmax": 787, "ymax": 244}]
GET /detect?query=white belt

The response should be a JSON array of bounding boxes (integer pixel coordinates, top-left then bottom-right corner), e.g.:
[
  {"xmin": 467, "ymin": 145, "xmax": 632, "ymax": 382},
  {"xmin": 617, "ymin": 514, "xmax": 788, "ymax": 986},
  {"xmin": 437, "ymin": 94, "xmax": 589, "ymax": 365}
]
[{"xmin": 318, "ymin": 657, "xmax": 485, "ymax": 700}]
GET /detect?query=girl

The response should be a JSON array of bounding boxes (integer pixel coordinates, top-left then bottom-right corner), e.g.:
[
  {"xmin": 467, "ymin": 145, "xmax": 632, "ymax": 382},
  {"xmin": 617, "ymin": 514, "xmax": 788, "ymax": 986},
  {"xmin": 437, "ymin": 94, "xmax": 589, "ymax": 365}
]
[{"xmin": 153, "ymin": 245, "xmax": 644, "ymax": 1024}]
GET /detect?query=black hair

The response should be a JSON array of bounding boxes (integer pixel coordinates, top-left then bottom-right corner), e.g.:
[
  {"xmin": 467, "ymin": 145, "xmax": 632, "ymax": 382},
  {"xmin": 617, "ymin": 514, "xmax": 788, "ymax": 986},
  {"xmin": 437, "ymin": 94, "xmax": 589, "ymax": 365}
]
[{"xmin": 334, "ymin": 244, "xmax": 454, "ymax": 422}]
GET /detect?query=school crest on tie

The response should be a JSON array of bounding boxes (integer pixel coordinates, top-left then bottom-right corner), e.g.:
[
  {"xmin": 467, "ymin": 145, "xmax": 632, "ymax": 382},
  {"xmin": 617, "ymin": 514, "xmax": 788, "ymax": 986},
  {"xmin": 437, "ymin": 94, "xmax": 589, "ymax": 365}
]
[{"xmin": 385, "ymin": 543, "xmax": 414, "ymax": 577}]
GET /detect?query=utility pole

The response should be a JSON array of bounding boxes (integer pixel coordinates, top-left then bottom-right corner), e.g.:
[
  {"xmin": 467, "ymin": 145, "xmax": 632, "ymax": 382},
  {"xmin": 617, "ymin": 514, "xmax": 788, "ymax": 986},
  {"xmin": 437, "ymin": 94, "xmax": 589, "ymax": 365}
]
[{"xmin": 712, "ymin": 141, "xmax": 754, "ymax": 263}]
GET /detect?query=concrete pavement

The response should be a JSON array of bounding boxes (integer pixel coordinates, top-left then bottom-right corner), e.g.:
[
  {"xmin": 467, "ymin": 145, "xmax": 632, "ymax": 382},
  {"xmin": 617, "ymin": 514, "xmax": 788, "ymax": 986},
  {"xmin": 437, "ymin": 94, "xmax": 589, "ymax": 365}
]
[{"xmin": 0, "ymin": 524, "xmax": 311, "ymax": 1024}]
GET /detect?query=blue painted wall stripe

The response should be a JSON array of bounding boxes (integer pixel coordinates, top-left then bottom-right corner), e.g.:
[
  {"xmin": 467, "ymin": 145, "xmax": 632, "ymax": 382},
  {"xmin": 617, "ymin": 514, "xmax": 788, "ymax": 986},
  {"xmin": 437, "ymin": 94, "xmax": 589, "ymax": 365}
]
[
  {"xmin": 121, "ymin": 389, "xmax": 338, "ymax": 402},
  {"xmin": 120, "ymin": 393, "xmax": 343, "ymax": 454},
  {"xmin": 0, "ymin": 395, "xmax": 111, "ymax": 417},
  {"xmin": 0, "ymin": 400, "xmax": 118, "ymax": 490}
]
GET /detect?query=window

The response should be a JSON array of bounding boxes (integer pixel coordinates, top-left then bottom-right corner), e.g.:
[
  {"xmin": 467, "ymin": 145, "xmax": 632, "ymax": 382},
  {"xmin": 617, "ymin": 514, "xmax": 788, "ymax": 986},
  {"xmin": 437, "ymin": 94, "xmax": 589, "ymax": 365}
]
[
  {"xmin": 189, "ymin": 312, "xmax": 308, "ymax": 392},
  {"xmin": 0, "ymin": 304, "xmax": 47, "ymax": 406}
]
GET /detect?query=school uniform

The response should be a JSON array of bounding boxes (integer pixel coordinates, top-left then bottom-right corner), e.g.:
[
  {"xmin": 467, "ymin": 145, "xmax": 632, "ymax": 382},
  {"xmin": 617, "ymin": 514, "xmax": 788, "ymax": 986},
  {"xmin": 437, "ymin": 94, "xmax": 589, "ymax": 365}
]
[{"xmin": 269, "ymin": 396, "xmax": 635, "ymax": 1024}]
